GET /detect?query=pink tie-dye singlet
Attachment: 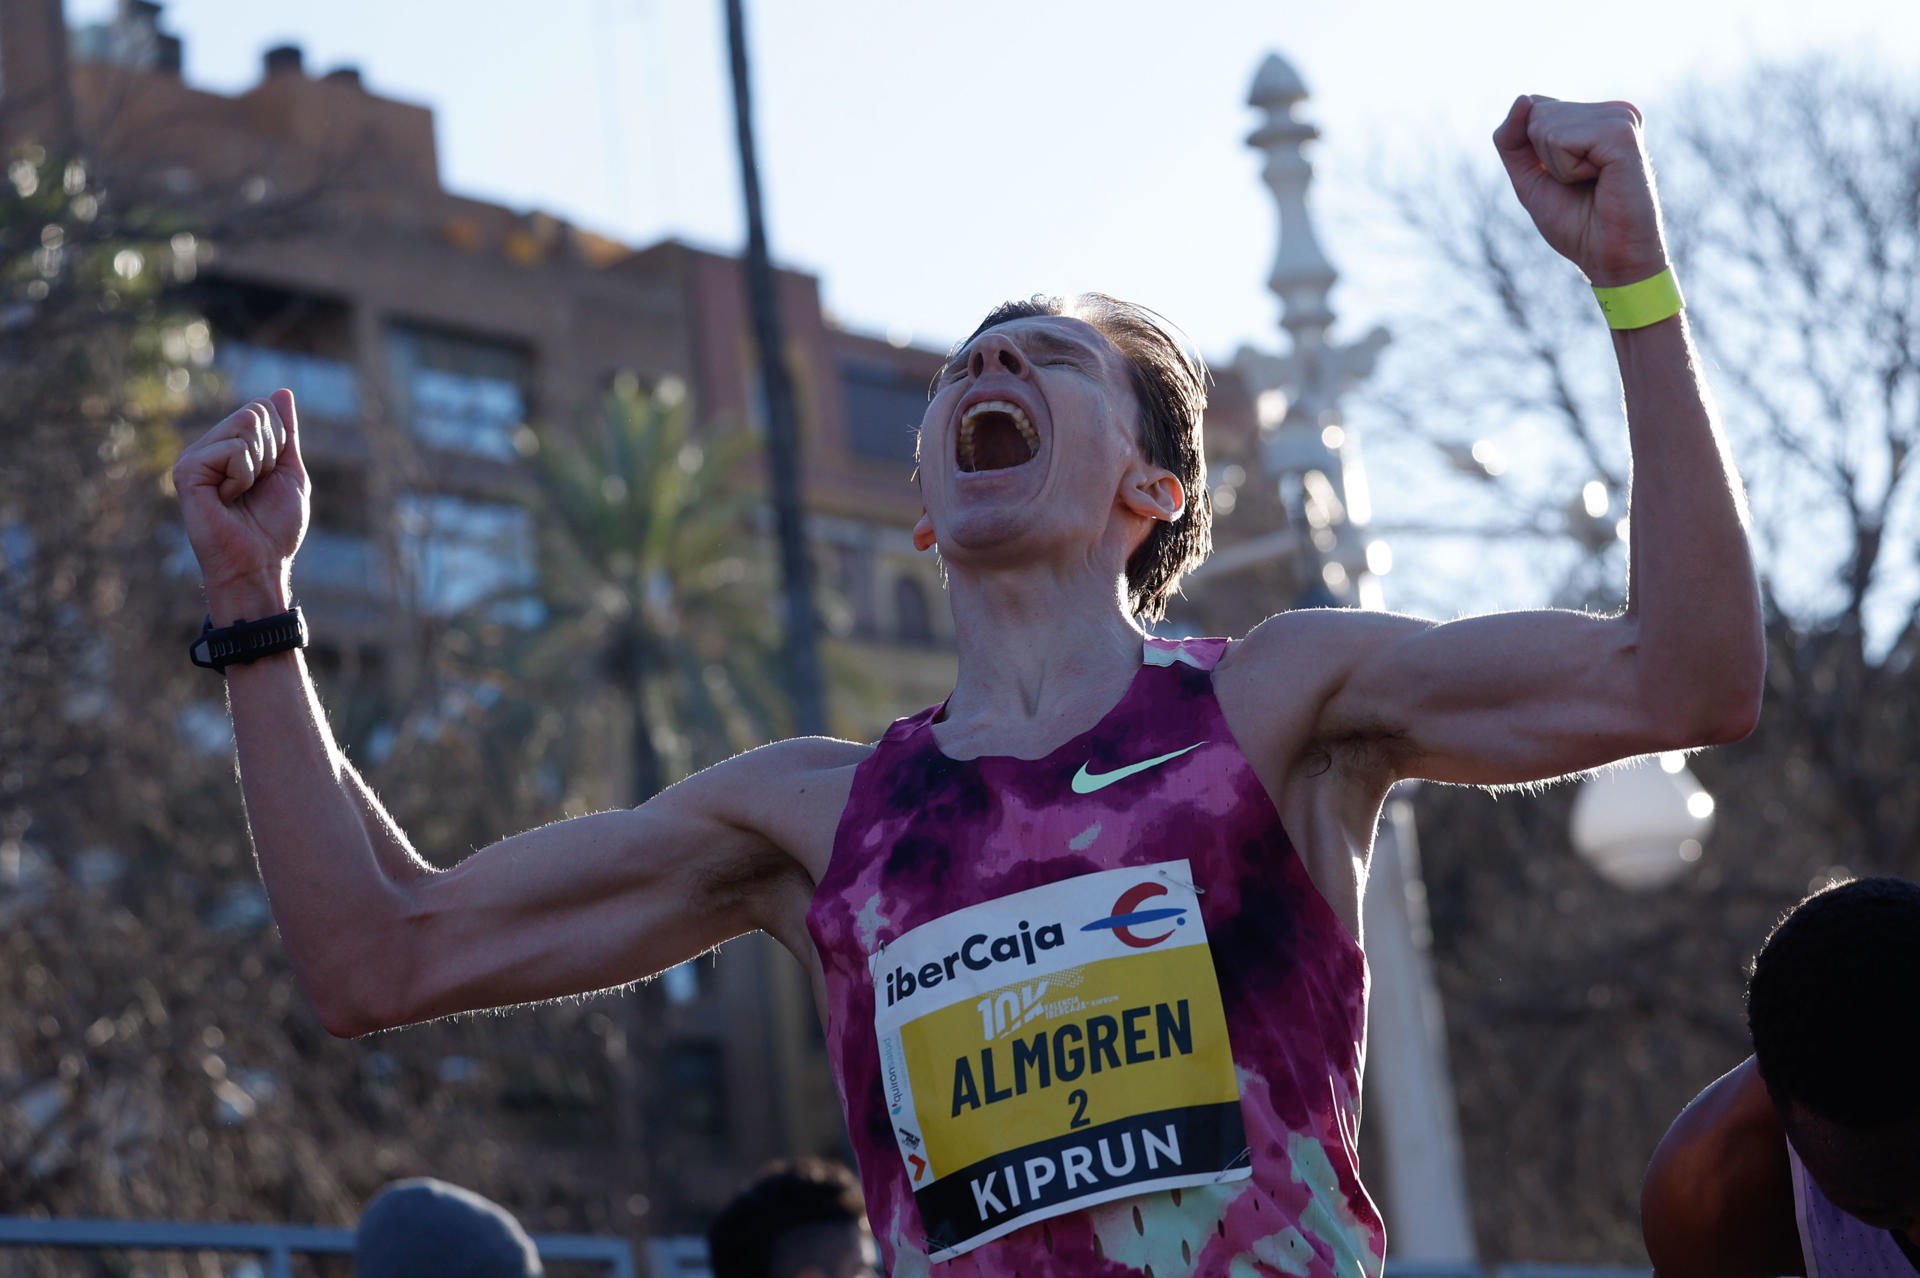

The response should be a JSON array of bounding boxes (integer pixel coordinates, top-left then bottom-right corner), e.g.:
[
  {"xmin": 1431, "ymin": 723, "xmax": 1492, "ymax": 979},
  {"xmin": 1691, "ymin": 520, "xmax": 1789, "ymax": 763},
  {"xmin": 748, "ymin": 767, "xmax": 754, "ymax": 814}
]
[{"xmin": 807, "ymin": 637, "xmax": 1386, "ymax": 1277}]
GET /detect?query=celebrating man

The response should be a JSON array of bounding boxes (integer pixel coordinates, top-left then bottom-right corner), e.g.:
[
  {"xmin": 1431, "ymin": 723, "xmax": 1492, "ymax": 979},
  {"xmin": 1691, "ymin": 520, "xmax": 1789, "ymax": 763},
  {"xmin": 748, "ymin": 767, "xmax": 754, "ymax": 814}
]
[{"xmin": 173, "ymin": 95, "xmax": 1762, "ymax": 1277}]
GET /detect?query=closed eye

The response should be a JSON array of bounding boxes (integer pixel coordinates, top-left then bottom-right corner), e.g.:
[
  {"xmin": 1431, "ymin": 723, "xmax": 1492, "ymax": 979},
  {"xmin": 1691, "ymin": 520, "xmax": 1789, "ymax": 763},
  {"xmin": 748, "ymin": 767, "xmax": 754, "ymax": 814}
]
[
  {"xmin": 1029, "ymin": 345, "xmax": 1094, "ymax": 373},
  {"xmin": 1022, "ymin": 332, "xmax": 1104, "ymax": 371}
]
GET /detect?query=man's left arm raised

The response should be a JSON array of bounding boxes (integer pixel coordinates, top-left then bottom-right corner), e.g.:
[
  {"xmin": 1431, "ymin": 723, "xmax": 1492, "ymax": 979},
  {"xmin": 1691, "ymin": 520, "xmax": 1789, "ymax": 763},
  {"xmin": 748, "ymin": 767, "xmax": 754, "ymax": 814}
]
[{"xmin": 1231, "ymin": 95, "xmax": 1764, "ymax": 788}]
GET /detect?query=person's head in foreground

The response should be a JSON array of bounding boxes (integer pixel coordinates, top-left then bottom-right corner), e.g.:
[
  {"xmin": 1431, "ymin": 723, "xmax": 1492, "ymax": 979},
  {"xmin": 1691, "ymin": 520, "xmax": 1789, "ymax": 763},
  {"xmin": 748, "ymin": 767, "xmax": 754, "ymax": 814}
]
[
  {"xmin": 915, "ymin": 292, "xmax": 1211, "ymax": 622},
  {"xmin": 706, "ymin": 1158, "xmax": 878, "ymax": 1278},
  {"xmin": 1749, "ymin": 875, "xmax": 1920, "ymax": 1233},
  {"xmin": 354, "ymin": 1178, "xmax": 543, "ymax": 1278}
]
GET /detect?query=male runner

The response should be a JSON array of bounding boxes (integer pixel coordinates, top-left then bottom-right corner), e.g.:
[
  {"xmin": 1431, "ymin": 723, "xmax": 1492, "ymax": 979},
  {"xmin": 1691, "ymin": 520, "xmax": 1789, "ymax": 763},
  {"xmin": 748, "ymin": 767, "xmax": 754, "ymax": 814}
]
[
  {"xmin": 172, "ymin": 96, "xmax": 1763, "ymax": 1277},
  {"xmin": 1642, "ymin": 878, "xmax": 1920, "ymax": 1277}
]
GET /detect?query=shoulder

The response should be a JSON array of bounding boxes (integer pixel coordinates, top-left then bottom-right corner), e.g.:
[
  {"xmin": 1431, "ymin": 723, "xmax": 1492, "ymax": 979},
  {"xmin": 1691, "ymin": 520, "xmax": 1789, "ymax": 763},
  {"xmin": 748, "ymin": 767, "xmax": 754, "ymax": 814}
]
[
  {"xmin": 1643, "ymin": 1058, "xmax": 1804, "ymax": 1278},
  {"xmin": 1217, "ymin": 607, "xmax": 1435, "ymax": 704},
  {"xmin": 642, "ymin": 735, "xmax": 871, "ymax": 862},
  {"xmin": 674, "ymin": 734, "xmax": 871, "ymax": 788},
  {"xmin": 1214, "ymin": 608, "xmax": 1435, "ymax": 767},
  {"xmin": 1221, "ymin": 606, "xmax": 1433, "ymax": 665},
  {"xmin": 715, "ymin": 733, "xmax": 874, "ymax": 782},
  {"xmin": 669, "ymin": 735, "xmax": 871, "ymax": 828}
]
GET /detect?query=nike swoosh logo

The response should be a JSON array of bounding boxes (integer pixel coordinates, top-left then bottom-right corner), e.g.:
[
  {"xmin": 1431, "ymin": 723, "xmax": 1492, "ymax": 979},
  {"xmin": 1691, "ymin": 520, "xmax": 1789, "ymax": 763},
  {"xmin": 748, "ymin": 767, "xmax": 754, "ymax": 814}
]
[{"xmin": 1071, "ymin": 743, "xmax": 1206, "ymax": 794}]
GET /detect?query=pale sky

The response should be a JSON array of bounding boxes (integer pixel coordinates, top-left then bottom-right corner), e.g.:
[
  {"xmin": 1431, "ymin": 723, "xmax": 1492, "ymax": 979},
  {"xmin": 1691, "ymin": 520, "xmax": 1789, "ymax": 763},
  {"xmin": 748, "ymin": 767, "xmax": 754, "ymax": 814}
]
[{"xmin": 68, "ymin": 0, "xmax": 1920, "ymax": 360}]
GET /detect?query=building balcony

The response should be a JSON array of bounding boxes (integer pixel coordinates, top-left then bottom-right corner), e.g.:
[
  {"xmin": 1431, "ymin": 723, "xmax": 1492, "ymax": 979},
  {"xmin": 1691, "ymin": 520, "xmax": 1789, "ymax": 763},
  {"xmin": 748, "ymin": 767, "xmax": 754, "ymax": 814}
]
[{"xmin": 293, "ymin": 527, "xmax": 384, "ymax": 597}]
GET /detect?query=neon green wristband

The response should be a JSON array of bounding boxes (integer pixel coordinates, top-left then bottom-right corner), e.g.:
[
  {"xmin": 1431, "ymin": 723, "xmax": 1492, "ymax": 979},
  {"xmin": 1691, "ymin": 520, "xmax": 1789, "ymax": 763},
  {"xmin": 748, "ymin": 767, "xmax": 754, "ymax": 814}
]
[{"xmin": 1592, "ymin": 267, "xmax": 1684, "ymax": 330}]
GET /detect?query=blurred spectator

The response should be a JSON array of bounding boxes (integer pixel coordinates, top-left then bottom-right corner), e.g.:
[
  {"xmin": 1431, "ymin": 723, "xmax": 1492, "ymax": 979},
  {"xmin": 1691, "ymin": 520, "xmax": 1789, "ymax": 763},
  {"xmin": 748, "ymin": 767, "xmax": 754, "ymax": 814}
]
[
  {"xmin": 707, "ymin": 1158, "xmax": 878, "ymax": 1278},
  {"xmin": 355, "ymin": 1177, "xmax": 543, "ymax": 1277}
]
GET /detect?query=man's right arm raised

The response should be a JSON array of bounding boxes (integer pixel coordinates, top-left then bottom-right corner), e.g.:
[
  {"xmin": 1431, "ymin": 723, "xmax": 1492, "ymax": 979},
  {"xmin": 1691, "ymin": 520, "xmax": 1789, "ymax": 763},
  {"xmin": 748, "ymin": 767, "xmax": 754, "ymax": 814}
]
[{"xmin": 176, "ymin": 391, "xmax": 857, "ymax": 1038}]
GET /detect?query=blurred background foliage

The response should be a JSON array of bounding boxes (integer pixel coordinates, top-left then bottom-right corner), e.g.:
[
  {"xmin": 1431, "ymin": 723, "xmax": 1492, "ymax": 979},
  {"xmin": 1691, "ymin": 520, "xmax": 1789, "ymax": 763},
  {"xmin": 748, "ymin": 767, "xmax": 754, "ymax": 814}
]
[
  {"xmin": 1364, "ymin": 60, "xmax": 1920, "ymax": 1259},
  {"xmin": 0, "ymin": 123, "xmax": 796, "ymax": 1270}
]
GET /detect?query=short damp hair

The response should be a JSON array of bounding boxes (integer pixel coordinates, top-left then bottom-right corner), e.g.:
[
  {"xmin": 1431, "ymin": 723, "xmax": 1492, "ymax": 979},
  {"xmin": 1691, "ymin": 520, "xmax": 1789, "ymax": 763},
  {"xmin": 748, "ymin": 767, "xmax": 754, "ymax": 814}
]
[
  {"xmin": 1747, "ymin": 876, "xmax": 1920, "ymax": 1128},
  {"xmin": 943, "ymin": 293, "xmax": 1213, "ymax": 622},
  {"xmin": 706, "ymin": 1158, "xmax": 868, "ymax": 1278}
]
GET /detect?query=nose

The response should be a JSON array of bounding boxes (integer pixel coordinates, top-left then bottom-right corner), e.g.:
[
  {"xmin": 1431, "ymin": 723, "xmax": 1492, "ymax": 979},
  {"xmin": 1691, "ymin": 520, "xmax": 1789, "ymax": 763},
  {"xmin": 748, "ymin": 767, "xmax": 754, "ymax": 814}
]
[{"xmin": 968, "ymin": 332, "xmax": 1029, "ymax": 381}]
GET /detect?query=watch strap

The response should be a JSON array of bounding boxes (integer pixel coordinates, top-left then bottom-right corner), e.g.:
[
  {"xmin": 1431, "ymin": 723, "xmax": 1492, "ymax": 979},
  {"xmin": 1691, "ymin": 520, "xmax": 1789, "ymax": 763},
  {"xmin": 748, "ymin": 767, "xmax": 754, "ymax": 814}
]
[{"xmin": 190, "ymin": 606, "xmax": 308, "ymax": 672}]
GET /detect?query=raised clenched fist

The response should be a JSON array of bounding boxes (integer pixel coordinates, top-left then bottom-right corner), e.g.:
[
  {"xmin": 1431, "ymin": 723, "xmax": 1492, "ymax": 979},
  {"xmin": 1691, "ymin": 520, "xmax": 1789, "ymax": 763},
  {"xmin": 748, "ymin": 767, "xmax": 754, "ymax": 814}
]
[
  {"xmin": 172, "ymin": 387, "xmax": 308, "ymax": 618},
  {"xmin": 1493, "ymin": 95, "xmax": 1670, "ymax": 289}
]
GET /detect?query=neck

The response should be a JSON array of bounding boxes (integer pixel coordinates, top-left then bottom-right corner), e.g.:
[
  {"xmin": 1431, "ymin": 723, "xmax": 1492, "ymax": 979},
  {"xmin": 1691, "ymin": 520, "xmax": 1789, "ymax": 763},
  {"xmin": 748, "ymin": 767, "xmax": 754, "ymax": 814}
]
[{"xmin": 942, "ymin": 560, "xmax": 1147, "ymax": 736}]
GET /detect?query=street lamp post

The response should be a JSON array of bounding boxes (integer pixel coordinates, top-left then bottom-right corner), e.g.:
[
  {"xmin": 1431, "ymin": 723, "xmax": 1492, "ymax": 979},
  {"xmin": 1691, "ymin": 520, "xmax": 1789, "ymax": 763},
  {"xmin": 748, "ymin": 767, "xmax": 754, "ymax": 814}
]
[{"xmin": 1237, "ymin": 51, "xmax": 1476, "ymax": 1263}]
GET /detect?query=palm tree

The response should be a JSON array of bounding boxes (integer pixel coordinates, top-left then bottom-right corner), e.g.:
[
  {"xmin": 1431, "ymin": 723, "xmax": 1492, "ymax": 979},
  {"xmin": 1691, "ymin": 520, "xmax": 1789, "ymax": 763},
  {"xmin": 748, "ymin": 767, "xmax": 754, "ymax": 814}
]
[
  {"xmin": 522, "ymin": 377, "xmax": 787, "ymax": 803},
  {"xmin": 453, "ymin": 378, "xmax": 790, "ymax": 1231}
]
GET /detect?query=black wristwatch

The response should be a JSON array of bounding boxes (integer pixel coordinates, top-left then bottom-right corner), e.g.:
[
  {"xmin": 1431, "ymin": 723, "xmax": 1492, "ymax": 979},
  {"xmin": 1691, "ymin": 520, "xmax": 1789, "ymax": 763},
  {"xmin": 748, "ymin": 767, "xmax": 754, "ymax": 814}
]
[{"xmin": 190, "ymin": 606, "xmax": 308, "ymax": 672}]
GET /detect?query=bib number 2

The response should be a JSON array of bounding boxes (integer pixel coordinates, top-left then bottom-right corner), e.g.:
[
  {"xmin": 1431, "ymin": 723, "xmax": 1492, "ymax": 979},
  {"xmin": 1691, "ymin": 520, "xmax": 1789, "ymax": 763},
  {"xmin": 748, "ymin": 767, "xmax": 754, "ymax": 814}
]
[{"xmin": 870, "ymin": 860, "xmax": 1251, "ymax": 1261}]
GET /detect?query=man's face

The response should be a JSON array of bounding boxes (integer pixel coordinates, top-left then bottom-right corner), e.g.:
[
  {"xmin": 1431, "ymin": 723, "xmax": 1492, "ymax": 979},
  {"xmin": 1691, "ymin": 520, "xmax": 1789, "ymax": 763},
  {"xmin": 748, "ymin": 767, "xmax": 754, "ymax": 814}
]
[
  {"xmin": 916, "ymin": 314, "xmax": 1159, "ymax": 571},
  {"xmin": 1788, "ymin": 1101, "xmax": 1920, "ymax": 1242}
]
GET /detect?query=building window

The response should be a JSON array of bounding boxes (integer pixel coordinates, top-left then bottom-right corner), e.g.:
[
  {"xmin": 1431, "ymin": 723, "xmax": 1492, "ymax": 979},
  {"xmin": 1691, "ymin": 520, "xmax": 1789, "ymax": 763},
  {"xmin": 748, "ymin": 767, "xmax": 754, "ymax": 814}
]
[
  {"xmin": 660, "ymin": 962, "xmax": 699, "ymax": 1005},
  {"xmin": 397, "ymin": 493, "xmax": 538, "ymax": 619},
  {"xmin": 214, "ymin": 342, "xmax": 362, "ymax": 421},
  {"xmin": 387, "ymin": 325, "xmax": 531, "ymax": 461},
  {"xmin": 293, "ymin": 528, "xmax": 382, "ymax": 596},
  {"xmin": 665, "ymin": 1041, "xmax": 728, "ymax": 1140},
  {"xmin": 835, "ymin": 542, "xmax": 879, "ymax": 638},
  {"xmin": 840, "ymin": 356, "xmax": 928, "ymax": 465},
  {"xmin": 894, "ymin": 575, "xmax": 933, "ymax": 646},
  {"xmin": 0, "ymin": 521, "xmax": 34, "ymax": 577}
]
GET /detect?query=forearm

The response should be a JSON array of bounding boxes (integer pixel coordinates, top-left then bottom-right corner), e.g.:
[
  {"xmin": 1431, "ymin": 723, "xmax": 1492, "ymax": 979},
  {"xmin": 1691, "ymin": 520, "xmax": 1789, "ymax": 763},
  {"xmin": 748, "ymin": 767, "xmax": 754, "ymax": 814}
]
[
  {"xmin": 212, "ymin": 581, "xmax": 424, "ymax": 1034},
  {"xmin": 1617, "ymin": 314, "xmax": 1765, "ymax": 738}
]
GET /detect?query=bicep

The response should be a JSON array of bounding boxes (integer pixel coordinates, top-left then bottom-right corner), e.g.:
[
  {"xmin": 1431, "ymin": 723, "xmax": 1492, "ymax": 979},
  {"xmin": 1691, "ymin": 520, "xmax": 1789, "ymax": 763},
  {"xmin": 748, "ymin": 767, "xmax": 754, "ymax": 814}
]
[
  {"xmin": 387, "ymin": 764, "xmax": 794, "ymax": 1027},
  {"xmin": 1320, "ymin": 608, "xmax": 1672, "ymax": 787}
]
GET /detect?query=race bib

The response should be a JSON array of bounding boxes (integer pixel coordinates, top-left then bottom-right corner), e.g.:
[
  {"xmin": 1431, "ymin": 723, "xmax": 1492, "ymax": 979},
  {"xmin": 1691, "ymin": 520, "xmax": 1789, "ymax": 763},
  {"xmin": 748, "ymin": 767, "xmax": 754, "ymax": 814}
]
[{"xmin": 871, "ymin": 860, "xmax": 1250, "ymax": 1261}]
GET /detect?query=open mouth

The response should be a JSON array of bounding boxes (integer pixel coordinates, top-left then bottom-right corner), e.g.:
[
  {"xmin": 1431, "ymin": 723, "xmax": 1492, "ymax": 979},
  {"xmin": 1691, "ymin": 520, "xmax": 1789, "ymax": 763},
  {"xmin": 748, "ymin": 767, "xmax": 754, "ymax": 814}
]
[{"xmin": 956, "ymin": 400, "xmax": 1040, "ymax": 473}]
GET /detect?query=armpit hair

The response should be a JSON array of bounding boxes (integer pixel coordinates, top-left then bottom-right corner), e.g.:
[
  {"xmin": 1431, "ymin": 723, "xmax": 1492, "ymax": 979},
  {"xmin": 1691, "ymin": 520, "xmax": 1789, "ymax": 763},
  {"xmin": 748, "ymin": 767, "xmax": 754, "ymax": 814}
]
[
  {"xmin": 1302, "ymin": 720, "xmax": 1413, "ymax": 782},
  {"xmin": 692, "ymin": 834, "xmax": 797, "ymax": 916}
]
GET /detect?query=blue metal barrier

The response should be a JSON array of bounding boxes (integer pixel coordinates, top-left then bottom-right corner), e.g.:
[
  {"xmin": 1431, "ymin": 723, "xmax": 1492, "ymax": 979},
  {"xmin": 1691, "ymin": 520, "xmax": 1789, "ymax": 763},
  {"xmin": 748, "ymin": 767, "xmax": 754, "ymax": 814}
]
[{"xmin": 0, "ymin": 1216, "xmax": 636, "ymax": 1277}]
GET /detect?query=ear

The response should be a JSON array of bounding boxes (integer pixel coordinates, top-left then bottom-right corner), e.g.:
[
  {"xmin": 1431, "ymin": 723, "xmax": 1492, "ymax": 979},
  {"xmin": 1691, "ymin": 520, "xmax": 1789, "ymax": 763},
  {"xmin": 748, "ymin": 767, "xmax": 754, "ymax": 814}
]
[
  {"xmin": 1118, "ymin": 464, "xmax": 1185, "ymax": 525},
  {"xmin": 912, "ymin": 508, "xmax": 938, "ymax": 552}
]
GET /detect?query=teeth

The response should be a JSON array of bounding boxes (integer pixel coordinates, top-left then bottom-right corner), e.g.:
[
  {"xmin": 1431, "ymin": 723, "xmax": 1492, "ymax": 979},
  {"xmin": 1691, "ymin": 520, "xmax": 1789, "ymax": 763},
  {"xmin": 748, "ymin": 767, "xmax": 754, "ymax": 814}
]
[{"xmin": 957, "ymin": 399, "xmax": 1039, "ymax": 471}]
